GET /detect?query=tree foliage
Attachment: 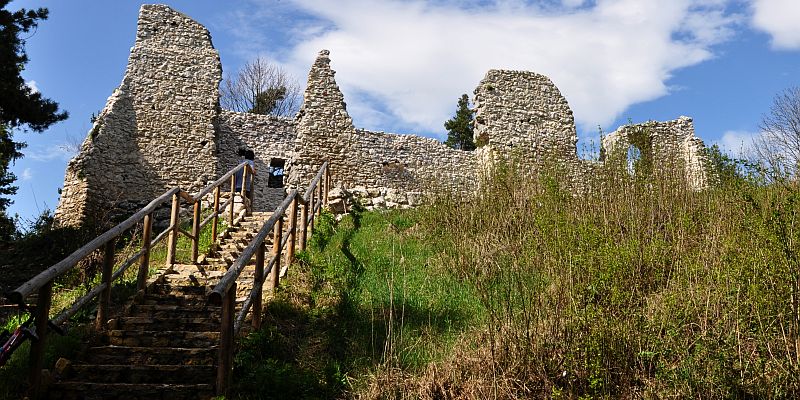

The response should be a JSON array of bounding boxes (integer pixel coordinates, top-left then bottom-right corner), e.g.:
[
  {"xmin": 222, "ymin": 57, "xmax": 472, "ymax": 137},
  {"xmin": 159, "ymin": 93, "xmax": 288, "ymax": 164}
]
[
  {"xmin": 0, "ymin": 1, "xmax": 68, "ymax": 240},
  {"xmin": 444, "ymin": 94, "xmax": 476, "ymax": 151},
  {"xmin": 754, "ymin": 86, "xmax": 800, "ymax": 179},
  {"xmin": 220, "ymin": 57, "xmax": 301, "ymax": 117}
]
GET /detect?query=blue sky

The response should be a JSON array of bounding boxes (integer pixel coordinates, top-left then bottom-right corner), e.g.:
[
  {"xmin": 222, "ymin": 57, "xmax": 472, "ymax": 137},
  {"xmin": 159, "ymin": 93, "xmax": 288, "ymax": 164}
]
[{"xmin": 5, "ymin": 0, "xmax": 800, "ymax": 224}]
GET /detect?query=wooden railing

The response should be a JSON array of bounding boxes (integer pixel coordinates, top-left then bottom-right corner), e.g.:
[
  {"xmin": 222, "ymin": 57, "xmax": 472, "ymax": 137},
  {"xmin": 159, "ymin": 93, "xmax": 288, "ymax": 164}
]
[
  {"xmin": 209, "ymin": 161, "xmax": 330, "ymax": 396},
  {"xmin": 7, "ymin": 161, "xmax": 255, "ymax": 398}
]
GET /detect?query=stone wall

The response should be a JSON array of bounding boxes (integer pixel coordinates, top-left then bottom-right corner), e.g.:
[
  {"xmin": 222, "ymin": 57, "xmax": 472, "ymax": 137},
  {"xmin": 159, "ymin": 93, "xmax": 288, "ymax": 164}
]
[
  {"xmin": 55, "ymin": 4, "xmax": 221, "ymax": 226},
  {"xmin": 54, "ymin": 4, "xmax": 710, "ymax": 228},
  {"xmin": 602, "ymin": 117, "xmax": 708, "ymax": 189},
  {"xmin": 216, "ymin": 110, "xmax": 296, "ymax": 210}
]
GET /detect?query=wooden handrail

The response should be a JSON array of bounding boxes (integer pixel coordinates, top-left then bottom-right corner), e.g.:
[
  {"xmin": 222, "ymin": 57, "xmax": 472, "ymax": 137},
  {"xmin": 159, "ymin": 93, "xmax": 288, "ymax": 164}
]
[
  {"xmin": 10, "ymin": 161, "xmax": 258, "ymax": 397},
  {"xmin": 212, "ymin": 161, "xmax": 330, "ymax": 397},
  {"xmin": 9, "ymin": 186, "xmax": 181, "ymax": 305}
]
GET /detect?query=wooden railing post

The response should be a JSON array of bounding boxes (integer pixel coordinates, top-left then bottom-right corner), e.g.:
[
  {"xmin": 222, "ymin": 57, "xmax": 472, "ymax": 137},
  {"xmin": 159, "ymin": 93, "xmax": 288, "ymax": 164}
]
[
  {"xmin": 317, "ymin": 178, "xmax": 324, "ymax": 218},
  {"xmin": 28, "ymin": 280, "xmax": 52, "ymax": 399},
  {"xmin": 166, "ymin": 193, "xmax": 180, "ymax": 267},
  {"xmin": 286, "ymin": 196, "xmax": 298, "ymax": 265},
  {"xmin": 323, "ymin": 165, "xmax": 329, "ymax": 205},
  {"xmin": 137, "ymin": 213, "xmax": 153, "ymax": 291},
  {"xmin": 191, "ymin": 200, "xmax": 201, "ymax": 264},
  {"xmin": 300, "ymin": 201, "xmax": 308, "ymax": 251},
  {"xmin": 212, "ymin": 186, "xmax": 220, "ymax": 244},
  {"xmin": 270, "ymin": 217, "xmax": 283, "ymax": 289},
  {"xmin": 247, "ymin": 167, "xmax": 255, "ymax": 216},
  {"xmin": 96, "ymin": 239, "xmax": 116, "ymax": 331},
  {"xmin": 252, "ymin": 241, "xmax": 265, "ymax": 330},
  {"xmin": 309, "ymin": 189, "xmax": 316, "ymax": 236},
  {"xmin": 228, "ymin": 175, "xmax": 236, "ymax": 226},
  {"xmin": 216, "ymin": 283, "xmax": 236, "ymax": 397}
]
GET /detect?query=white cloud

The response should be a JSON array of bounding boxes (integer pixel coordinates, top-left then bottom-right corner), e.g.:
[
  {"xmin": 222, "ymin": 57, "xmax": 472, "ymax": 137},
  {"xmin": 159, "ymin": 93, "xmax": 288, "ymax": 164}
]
[
  {"xmin": 751, "ymin": 0, "xmax": 800, "ymax": 50},
  {"xmin": 26, "ymin": 144, "xmax": 75, "ymax": 162},
  {"xmin": 236, "ymin": 0, "xmax": 740, "ymax": 138},
  {"xmin": 25, "ymin": 80, "xmax": 39, "ymax": 94},
  {"xmin": 715, "ymin": 130, "xmax": 758, "ymax": 156},
  {"xmin": 20, "ymin": 168, "xmax": 33, "ymax": 181}
]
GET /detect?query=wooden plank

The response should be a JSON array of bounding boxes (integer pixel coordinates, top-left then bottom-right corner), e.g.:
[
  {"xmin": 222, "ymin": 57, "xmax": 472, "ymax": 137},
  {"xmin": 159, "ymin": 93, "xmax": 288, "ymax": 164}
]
[
  {"xmin": 10, "ymin": 187, "xmax": 180, "ymax": 304},
  {"xmin": 209, "ymin": 190, "xmax": 297, "ymax": 305},
  {"xmin": 212, "ymin": 186, "xmax": 220, "ymax": 243},
  {"xmin": 286, "ymin": 196, "xmax": 298, "ymax": 266},
  {"xmin": 28, "ymin": 280, "xmax": 51, "ymax": 399},
  {"xmin": 191, "ymin": 201, "xmax": 201, "ymax": 263},
  {"xmin": 300, "ymin": 202, "xmax": 308, "ymax": 251},
  {"xmin": 216, "ymin": 283, "xmax": 236, "ymax": 397},
  {"xmin": 270, "ymin": 217, "xmax": 283, "ymax": 290},
  {"xmin": 95, "ymin": 239, "xmax": 116, "ymax": 331},
  {"xmin": 137, "ymin": 213, "xmax": 153, "ymax": 291},
  {"xmin": 166, "ymin": 193, "xmax": 180, "ymax": 267},
  {"xmin": 252, "ymin": 241, "xmax": 265, "ymax": 330}
]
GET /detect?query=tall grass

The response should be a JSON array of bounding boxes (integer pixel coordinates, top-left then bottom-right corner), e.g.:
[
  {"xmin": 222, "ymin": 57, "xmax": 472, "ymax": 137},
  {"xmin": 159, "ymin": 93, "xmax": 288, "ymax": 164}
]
[{"xmin": 392, "ymin": 155, "xmax": 800, "ymax": 398}]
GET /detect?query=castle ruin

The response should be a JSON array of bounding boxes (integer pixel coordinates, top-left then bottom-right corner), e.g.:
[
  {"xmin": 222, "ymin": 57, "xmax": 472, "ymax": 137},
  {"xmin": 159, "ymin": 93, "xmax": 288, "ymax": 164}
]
[{"xmin": 54, "ymin": 4, "xmax": 708, "ymax": 227}]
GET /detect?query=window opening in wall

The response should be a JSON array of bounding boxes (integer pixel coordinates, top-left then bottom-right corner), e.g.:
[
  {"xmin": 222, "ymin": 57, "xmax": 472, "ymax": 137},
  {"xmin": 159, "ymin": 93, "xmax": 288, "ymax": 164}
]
[
  {"xmin": 627, "ymin": 145, "xmax": 641, "ymax": 174},
  {"xmin": 268, "ymin": 158, "xmax": 285, "ymax": 188}
]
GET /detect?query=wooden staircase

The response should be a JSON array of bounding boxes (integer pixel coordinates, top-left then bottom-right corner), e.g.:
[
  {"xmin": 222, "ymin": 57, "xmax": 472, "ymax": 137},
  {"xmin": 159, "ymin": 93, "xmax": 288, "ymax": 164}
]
[{"xmin": 47, "ymin": 212, "xmax": 275, "ymax": 400}]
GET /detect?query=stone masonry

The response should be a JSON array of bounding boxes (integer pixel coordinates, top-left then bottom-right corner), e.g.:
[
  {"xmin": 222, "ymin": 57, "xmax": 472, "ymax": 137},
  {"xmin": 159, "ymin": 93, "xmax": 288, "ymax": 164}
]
[{"xmin": 54, "ymin": 4, "xmax": 709, "ymax": 226}]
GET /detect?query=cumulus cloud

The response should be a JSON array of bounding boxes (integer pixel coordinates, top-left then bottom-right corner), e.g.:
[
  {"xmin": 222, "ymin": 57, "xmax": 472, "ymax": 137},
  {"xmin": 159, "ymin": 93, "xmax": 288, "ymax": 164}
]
[
  {"xmin": 235, "ymin": 0, "xmax": 740, "ymax": 138},
  {"xmin": 751, "ymin": 0, "xmax": 800, "ymax": 50},
  {"xmin": 715, "ymin": 130, "xmax": 758, "ymax": 157}
]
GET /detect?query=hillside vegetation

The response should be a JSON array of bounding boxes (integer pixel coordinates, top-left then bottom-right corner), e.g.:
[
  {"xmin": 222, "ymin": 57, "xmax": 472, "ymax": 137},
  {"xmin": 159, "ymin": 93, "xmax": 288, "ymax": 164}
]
[{"xmin": 234, "ymin": 150, "xmax": 800, "ymax": 399}]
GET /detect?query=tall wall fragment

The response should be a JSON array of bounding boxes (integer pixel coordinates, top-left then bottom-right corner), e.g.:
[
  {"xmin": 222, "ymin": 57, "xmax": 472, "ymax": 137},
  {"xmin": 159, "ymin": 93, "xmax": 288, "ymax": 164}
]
[{"xmin": 55, "ymin": 4, "xmax": 222, "ymax": 226}]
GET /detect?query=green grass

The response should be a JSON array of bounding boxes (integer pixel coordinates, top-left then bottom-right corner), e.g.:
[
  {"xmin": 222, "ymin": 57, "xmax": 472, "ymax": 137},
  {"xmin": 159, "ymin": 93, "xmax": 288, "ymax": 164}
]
[{"xmin": 229, "ymin": 206, "xmax": 483, "ymax": 399}]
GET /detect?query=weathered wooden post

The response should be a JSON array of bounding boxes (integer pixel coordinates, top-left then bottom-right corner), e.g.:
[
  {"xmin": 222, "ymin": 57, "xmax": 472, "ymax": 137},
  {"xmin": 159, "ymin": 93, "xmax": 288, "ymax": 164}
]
[
  {"xmin": 323, "ymin": 165, "xmax": 330, "ymax": 204},
  {"xmin": 317, "ymin": 177, "xmax": 324, "ymax": 218},
  {"xmin": 96, "ymin": 239, "xmax": 116, "ymax": 331},
  {"xmin": 216, "ymin": 283, "xmax": 236, "ymax": 397},
  {"xmin": 229, "ymin": 175, "xmax": 236, "ymax": 226},
  {"xmin": 191, "ymin": 200, "xmax": 201, "ymax": 264},
  {"xmin": 212, "ymin": 186, "xmax": 221, "ymax": 244},
  {"xmin": 252, "ymin": 241, "xmax": 265, "ymax": 330},
  {"xmin": 137, "ymin": 213, "xmax": 153, "ymax": 291},
  {"xmin": 165, "ymin": 193, "xmax": 180, "ymax": 267},
  {"xmin": 309, "ymin": 189, "xmax": 316, "ymax": 236},
  {"xmin": 286, "ymin": 195, "xmax": 298, "ymax": 266},
  {"xmin": 300, "ymin": 200, "xmax": 308, "ymax": 251},
  {"xmin": 28, "ymin": 280, "xmax": 52, "ymax": 399},
  {"xmin": 270, "ymin": 217, "xmax": 283, "ymax": 289}
]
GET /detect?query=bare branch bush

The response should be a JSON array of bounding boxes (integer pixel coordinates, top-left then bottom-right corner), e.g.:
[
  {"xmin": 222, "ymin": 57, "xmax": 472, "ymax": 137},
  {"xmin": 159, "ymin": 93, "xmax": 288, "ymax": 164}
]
[
  {"xmin": 754, "ymin": 86, "xmax": 800, "ymax": 179},
  {"xmin": 220, "ymin": 57, "xmax": 302, "ymax": 117}
]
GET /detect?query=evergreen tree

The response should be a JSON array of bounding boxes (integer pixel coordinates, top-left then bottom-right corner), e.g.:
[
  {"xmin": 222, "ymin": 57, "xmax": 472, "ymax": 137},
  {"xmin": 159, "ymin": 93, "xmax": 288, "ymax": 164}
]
[
  {"xmin": 0, "ymin": 1, "xmax": 68, "ymax": 239},
  {"xmin": 444, "ymin": 94, "xmax": 476, "ymax": 151}
]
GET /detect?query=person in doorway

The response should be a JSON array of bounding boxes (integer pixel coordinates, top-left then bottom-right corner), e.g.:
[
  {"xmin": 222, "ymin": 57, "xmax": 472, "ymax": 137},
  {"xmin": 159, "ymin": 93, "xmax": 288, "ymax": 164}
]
[{"xmin": 234, "ymin": 149, "xmax": 255, "ymax": 198}]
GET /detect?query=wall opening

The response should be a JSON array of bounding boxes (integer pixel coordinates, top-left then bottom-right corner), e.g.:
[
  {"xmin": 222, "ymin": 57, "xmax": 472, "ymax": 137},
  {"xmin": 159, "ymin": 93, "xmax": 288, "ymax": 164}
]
[
  {"xmin": 268, "ymin": 158, "xmax": 285, "ymax": 188},
  {"xmin": 627, "ymin": 145, "xmax": 641, "ymax": 174}
]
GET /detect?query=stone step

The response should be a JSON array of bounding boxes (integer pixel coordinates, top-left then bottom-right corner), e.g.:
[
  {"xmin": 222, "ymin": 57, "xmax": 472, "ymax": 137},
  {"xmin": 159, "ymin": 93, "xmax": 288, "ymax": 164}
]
[
  {"xmin": 106, "ymin": 330, "xmax": 219, "ymax": 348},
  {"xmin": 86, "ymin": 346, "xmax": 216, "ymax": 365},
  {"xmin": 141, "ymin": 294, "xmax": 208, "ymax": 308},
  {"xmin": 129, "ymin": 304, "xmax": 220, "ymax": 317},
  {"xmin": 47, "ymin": 382, "xmax": 214, "ymax": 400},
  {"xmin": 148, "ymin": 284, "xmax": 208, "ymax": 297},
  {"xmin": 113, "ymin": 316, "xmax": 218, "ymax": 332},
  {"xmin": 63, "ymin": 364, "xmax": 214, "ymax": 385}
]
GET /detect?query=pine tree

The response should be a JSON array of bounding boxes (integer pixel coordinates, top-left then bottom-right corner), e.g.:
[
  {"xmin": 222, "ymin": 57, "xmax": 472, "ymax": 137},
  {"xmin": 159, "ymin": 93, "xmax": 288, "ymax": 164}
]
[
  {"xmin": 444, "ymin": 94, "xmax": 476, "ymax": 151},
  {"xmin": 0, "ymin": 1, "xmax": 68, "ymax": 239}
]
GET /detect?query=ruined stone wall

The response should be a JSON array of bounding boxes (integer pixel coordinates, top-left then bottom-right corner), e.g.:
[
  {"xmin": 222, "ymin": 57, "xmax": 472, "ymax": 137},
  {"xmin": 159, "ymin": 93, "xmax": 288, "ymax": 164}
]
[
  {"xmin": 55, "ymin": 4, "xmax": 221, "ymax": 226},
  {"xmin": 601, "ymin": 116, "xmax": 708, "ymax": 188},
  {"xmin": 473, "ymin": 70, "xmax": 579, "ymax": 165},
  {"xmin": 55, "ymin": 5, "xmax": 711, "ymax": 227},
  {"xmin": 216, "ymin": 110, "xmax": 296, "ymax": 210},
  {"xmin": 288, "ymin": 50, "xmax": 478, "ymax": 207}
]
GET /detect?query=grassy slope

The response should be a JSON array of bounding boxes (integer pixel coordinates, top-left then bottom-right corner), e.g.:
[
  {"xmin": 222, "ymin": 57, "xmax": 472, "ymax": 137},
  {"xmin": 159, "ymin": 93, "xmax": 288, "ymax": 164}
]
[{"xmin": 235, "ymin": 158, "xmax": 800, "ymax": 399}]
